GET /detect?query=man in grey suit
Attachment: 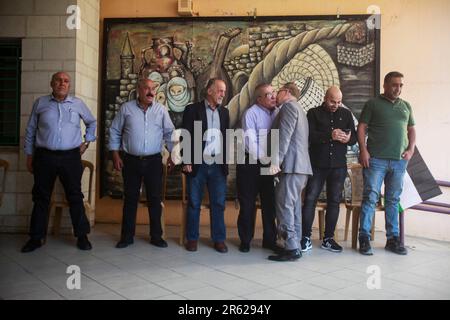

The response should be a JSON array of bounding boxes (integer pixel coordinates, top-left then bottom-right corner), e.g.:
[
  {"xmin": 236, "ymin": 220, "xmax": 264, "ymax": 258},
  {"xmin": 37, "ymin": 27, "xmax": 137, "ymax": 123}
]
[{"xmin": 268, "ymin": 82, "xmax": 312, "ymax": 261}]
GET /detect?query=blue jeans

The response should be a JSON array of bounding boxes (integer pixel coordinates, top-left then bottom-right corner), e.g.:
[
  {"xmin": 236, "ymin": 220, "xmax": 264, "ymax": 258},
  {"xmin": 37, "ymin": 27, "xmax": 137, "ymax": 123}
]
[
  {"xmin": 302, "ymin": 167, "xmax": 347, "ymax": 239},
  {"xmin": 186, "ymin": 163, "xmax": 227, "ymax": 242},
  {"xmin": 359, "ymin": 157, "xmax": 408, "ymax": 240}
]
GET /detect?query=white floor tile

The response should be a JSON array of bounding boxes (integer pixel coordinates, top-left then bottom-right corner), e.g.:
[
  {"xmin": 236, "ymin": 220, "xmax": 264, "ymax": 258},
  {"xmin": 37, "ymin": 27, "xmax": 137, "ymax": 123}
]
[{"xmin": 1, "ymin": 224, "xmax": 449, "ymax": 300}]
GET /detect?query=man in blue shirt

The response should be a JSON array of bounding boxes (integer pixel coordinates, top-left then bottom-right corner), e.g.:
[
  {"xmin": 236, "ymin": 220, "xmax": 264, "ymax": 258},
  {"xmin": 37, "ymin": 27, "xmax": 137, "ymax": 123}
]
[
  {"xmin": 110, "ymin": 78, "xmax": 175, "ymax": 249},
  {"xmin": 22, "ymin": 72, "xmax": 97, "ymax": 252},
  {"xmin": 237, "ymin": 83, "xmax": 278, "ymax": 253}
]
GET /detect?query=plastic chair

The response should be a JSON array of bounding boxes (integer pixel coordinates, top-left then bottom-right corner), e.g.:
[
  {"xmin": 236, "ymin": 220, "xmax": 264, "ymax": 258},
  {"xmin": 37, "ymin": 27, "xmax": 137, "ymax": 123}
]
[{"xmin": 50, "ymin": 160, "xmax": 94, "ymax": 235}]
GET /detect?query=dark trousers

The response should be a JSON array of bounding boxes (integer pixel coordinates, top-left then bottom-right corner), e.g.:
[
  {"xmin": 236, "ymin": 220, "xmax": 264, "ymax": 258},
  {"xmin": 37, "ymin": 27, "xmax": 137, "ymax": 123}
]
[
  {"xmin": 30, "ymin": 148, "xmax": 90, "ymax": 240},
  {"xmin": 121, "ymin": 153, "xmax": 163, "ymax": 241},
  {"xmin": 237, "ymin": 162, "xmax": 277, "ymax": 246},
  {"xmin": 302, "ymin": 167, "xmax": 347, "ymax": 239}
]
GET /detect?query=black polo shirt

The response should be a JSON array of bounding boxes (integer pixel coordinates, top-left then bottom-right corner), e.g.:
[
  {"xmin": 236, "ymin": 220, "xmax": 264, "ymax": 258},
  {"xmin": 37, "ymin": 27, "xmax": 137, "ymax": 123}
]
[{"xmin": 307, "ymin": 103, "xmax": 357, "ymax": 168}]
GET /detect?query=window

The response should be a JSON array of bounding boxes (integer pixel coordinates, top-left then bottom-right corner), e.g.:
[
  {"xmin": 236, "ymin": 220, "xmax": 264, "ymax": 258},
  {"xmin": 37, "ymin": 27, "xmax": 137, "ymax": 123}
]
[{"xmin": 0, "ymin": 39, "xmax": 21, "ymax": 146}]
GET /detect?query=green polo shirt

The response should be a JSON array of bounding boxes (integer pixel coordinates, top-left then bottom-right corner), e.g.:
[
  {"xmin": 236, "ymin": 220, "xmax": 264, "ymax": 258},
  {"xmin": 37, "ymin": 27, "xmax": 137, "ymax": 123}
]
[{"xmin": 359, "ymin": 95, "xmax": 415, "ymax": 160}]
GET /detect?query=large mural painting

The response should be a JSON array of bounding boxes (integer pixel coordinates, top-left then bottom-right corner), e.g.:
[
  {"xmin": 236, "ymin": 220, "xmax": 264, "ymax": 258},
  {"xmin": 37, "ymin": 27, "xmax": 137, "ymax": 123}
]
[{"xmin": 101, "ymin": 16, "xmax": 380, "ymax": 198}]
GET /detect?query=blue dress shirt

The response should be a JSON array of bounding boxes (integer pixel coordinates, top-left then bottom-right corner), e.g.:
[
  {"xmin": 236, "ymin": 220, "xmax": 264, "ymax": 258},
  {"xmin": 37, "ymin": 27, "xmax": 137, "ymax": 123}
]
[
  {"xmin": 204, "ymin": 101, "xmax": 222, "ymax": 157},
  {"xmin": 242, "ymin": 104, "xmax": 278, "ymax": 160},
  {"xmin": 24, "ymin": 95, "xmax": 97, "ymax": 155},
  {"xmin": 109, "ymin": 100, "xmax": 175, "ymax": 156}
]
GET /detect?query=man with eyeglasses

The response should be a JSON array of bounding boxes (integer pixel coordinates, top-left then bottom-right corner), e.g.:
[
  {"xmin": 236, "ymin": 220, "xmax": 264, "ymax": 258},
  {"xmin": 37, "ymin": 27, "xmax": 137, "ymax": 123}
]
[
  {"xmin": 237, "ymin": 84, "xmax": 278, "ymax": 253},
  {"xmin": 110, "ymin": 78, "xmax": 175, "ymax": 249},
  {"xmin": 268, "ymin": 83, "xmax": 312, "ymax": 262}
]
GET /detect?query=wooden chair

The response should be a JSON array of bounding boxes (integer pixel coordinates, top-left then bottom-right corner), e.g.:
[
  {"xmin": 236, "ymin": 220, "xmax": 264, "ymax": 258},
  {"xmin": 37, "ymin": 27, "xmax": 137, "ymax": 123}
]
[
  {"xmin": 303, "ymin": 183, "xmax": 332, "ymax": 240},
  {"xmin": 343, "ymin": 163, "xmax": 383, "ymax": 249},
  {"xmin": 0, "ymin": 159, "xmax": 10, "ymax": 208},
  {"xmin": 139, "ymin": 162, "xmax": 168, "ymax": 235},
  {"xmin": 50, "ymin": 160, "xmax": 94, "ymax": 235},
  {"xmin": 316, "ymin": 201, "xmax": 328, "ymax": 239},
  {"xmin": 179, "ymin": 173, "xmax": 211, "ymax": 245}
]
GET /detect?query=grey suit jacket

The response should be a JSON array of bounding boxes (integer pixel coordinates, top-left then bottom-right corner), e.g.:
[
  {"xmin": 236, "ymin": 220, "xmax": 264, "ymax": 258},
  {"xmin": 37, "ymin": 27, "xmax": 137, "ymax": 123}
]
[{"xmin": 272, "ymin": 100, "xmax": 312, "ymax": 175}]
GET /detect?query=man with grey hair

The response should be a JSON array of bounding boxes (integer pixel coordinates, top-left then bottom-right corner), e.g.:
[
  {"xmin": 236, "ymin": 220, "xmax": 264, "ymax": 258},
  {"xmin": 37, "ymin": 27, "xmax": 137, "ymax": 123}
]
[
  {"xmin": 237, "ymin": 83, "xmax": 278, "ymax": 253},
  {"xmin": 181, "ymin": 78, "xmax": 230, "ymax": 253},
  {"xmin": 22, "ymin": 71, "xmax": 96, "ymax": 253},
  {"xmin": 268, "ymin": 82, "xmax": 312, "ymax": 261},
  {"xmin": 110, "ymin": 78, "xmax": 175, "ymax": 249}
]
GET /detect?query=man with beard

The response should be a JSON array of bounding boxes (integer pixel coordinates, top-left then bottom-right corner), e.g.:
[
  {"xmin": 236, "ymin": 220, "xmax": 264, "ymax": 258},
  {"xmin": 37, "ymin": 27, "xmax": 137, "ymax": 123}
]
[
  {"xmin": 358, "ymin": 72, "xmax": 416, "ymax": 256},
  {"xmin": 301, "ymin": 86, "xmax": 356, "ymax": 253}
]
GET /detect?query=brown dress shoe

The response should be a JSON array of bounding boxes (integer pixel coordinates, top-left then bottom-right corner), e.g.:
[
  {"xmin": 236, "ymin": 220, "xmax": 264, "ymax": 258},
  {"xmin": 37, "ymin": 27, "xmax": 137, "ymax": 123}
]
[
  {"xmin": 214, "ymin": 242, "xmax": 228, "ymax": 253},
  {"xmin": 185, "ymin": 240, "xmax": 198, "ymax": 252}
]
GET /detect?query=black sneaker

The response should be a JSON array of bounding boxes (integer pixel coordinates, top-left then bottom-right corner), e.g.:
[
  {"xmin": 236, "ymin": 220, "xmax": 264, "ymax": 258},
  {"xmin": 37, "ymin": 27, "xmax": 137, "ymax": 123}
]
[
  {"xmin": 300, "ymin": 237, "xmax": 312, "ymax": 252},
  {"xmin": 321, "ymin": 238, "xmax": 343, "ymax": 253},
  {"xmin": 359, "ymin": 237, "xmax": 373, "ymax": 256},
  {"xmin": 385, "ymin": 237, "xmax": 407, "ymax": 255}
]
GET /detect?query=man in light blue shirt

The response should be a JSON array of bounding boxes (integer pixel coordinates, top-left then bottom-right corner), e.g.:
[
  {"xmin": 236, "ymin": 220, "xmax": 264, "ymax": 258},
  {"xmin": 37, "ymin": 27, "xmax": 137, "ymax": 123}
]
[
  {"xmin": 21, "ymin": 71, "xmax": 96, "ymax": 253},
  {"xmin": 237, "ymin": 83, "xmax": 279, "ymax": 253},
  {"xmin": 110, "ymin": 78, "xmax": 175, "ymax": 249}
]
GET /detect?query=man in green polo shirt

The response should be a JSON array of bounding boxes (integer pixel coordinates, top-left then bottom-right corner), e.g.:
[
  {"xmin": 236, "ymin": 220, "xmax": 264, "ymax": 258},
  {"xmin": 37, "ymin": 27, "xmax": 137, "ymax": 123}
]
[{"xmin": 357, "ymin": 71, "xmax": 416, "ymax": 256}]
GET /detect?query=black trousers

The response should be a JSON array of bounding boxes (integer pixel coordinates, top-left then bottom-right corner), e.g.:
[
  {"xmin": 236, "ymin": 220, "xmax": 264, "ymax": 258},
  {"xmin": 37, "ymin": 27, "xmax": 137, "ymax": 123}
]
[
  {"xmin": 236, "ymin": 162, "xmax": 277, "ymax": 246},
  {"xmin": 121, "ymin": 153, "xmax": 163, "ymax": 241},
  {"xmin": 30, "ymin": 148, "xmax": 90, "ymax": 240},
  {"xmin": 302, "ymin": 167, "xmax": 347, "ymax": 239}
]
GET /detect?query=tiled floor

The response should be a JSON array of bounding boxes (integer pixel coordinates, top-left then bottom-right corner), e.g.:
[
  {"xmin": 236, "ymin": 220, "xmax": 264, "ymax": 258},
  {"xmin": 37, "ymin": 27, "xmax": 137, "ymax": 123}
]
[{"xmin": 1, "ymin": 224, "xmax": 450, "ymax": 300}]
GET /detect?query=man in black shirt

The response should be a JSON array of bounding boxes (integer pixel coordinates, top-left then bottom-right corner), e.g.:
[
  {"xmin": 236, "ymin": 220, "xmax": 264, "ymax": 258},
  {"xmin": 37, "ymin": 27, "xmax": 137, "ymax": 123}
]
[{"xmin": 301, "ymin": 86, "xmax": 357, "ymax": 253}]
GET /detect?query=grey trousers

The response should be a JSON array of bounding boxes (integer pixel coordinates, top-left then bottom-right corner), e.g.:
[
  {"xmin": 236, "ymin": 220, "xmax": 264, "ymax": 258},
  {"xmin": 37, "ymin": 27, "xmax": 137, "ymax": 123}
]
[{"xmin": 275, "ymin": 173, "xmax": 309, "ymax": 250}]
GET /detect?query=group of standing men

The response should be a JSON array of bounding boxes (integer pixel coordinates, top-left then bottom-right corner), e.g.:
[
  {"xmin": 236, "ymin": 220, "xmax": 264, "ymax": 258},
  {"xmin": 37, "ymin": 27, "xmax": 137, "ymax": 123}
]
[{"xmin": 21, "ymin": 70, "xmax": 415, "ymax": 261}]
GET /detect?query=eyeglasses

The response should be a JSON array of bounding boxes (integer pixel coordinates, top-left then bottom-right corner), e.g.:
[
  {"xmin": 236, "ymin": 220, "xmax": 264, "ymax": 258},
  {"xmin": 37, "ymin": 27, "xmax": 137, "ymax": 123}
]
[{"xmin": 263, "ymin": 91, "xmax": 277, "ymax": 98}]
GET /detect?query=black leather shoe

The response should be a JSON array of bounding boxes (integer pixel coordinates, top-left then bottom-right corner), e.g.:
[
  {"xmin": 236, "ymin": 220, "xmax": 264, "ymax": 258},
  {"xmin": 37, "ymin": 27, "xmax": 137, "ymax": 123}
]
[
  {"xmin": 239, "ymin": 242, "xmax": 250, "ymax": 253},
  {"xmin": 268, "ymin": 249, "xmax": 302, "ymax": 262},
  {"xmin": 263, "ymin": 243, "xmax": 285, "ymax": 254},
  {"xmin": 77, "ymin": 235, "xmax": 92, "ymax": 250},
  {"xmin": 21, "ymin": 239, "xmax": 42, "ymax": 253},
  {"xmin": 116, "ymin": 238, "xmax": 133, "ymax": 248},
  {"xmin": 150, "ymin": 238, "xmax": 168, "ymax": 248}
]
